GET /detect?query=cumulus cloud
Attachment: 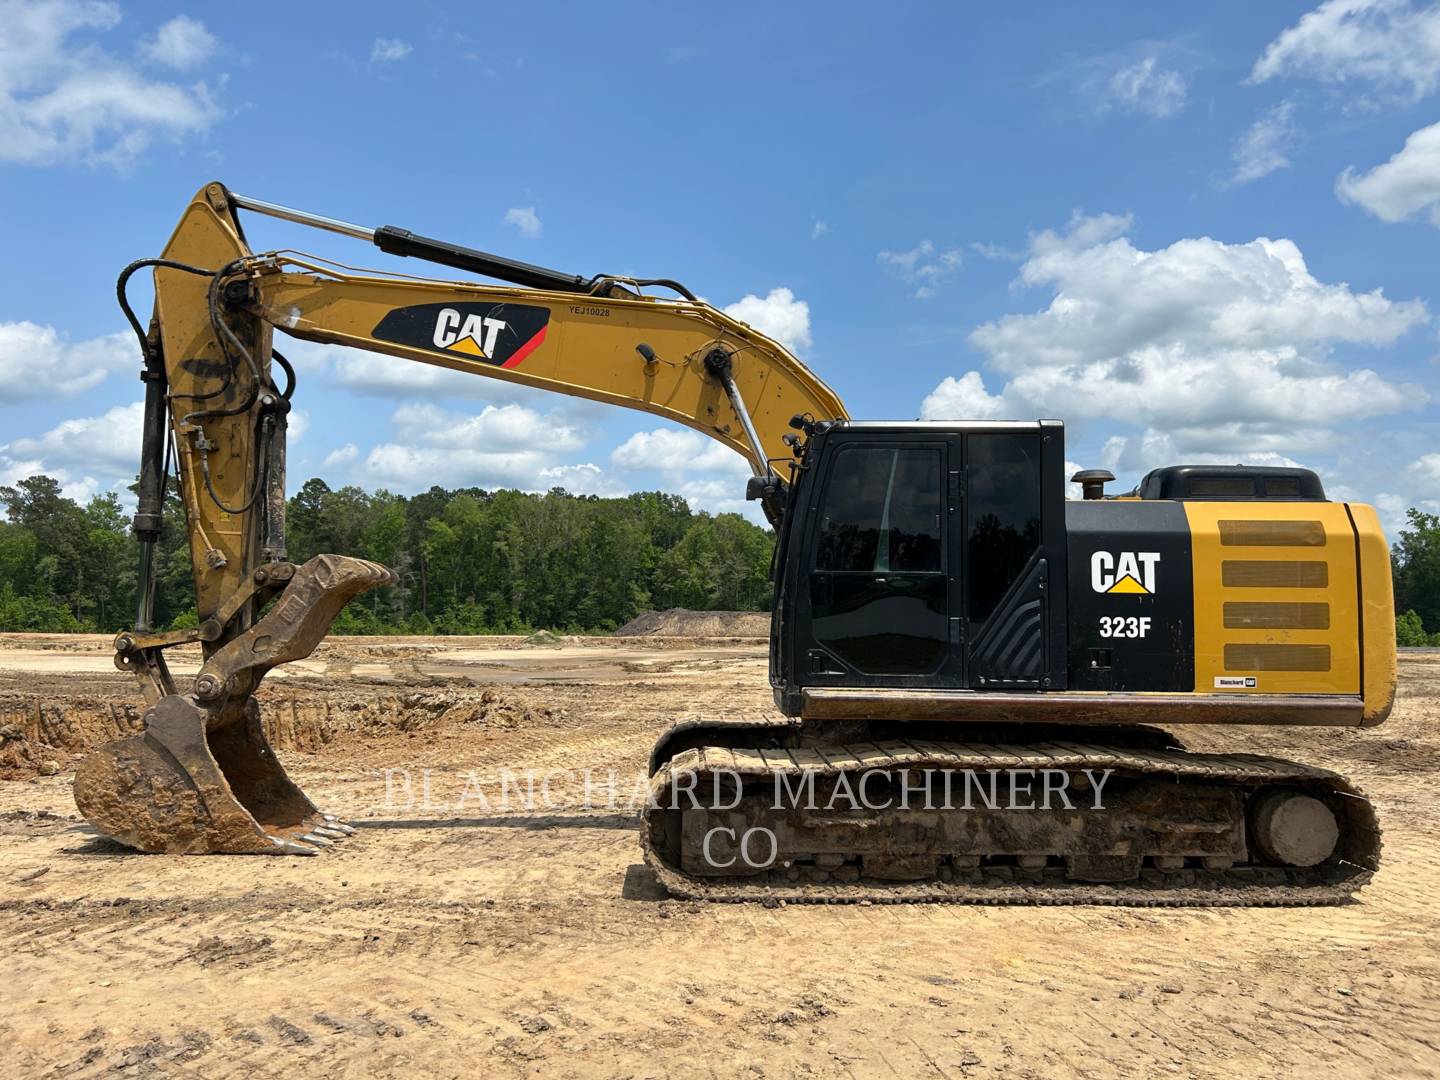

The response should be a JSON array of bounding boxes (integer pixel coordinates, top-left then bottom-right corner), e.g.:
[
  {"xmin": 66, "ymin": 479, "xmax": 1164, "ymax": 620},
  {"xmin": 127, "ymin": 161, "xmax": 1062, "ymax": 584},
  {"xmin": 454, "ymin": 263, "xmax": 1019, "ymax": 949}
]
[
  {"xmin": 0, "ymin": 400, "xmax": 143, "ymax": 504},
  {"xmin": 359, "ymin": 443, "xmax": 559, "ymax": 492},
  {"xmin": 323, "ymin": 443, "xmax": 359, "ymax": 469},
  {"xmin": 0, "ymin": 0, "xmax": 222, "ymax": 166},
  {"xmin": 921, "ymin": 211, "xmax": 1428, "ymax": 469},
  {"xmin": 0, "ymin": 321, "xmax": 133, "ymax": 400},
  {"xmin": 722, "ymin": 288, "xmax": 812, "ymax": 352},
  {"xmin": 370, "ymin": 37, "xmax": 412, "ymax": 64},
  {"xmin": 920, "ymin": 372, "xmax": 1009, "ymax": 421},
  {"xmin": 1251, "ymin": 0, "xmax": 1440, "ymax": 102},
  {"xmin": 611, "ymin": 428, "xmax": 743, "ymax": 473},
  {"xmin": 391, "ymin": 401, "xmax": 583, "ymax": 452},
  {"xmin": 1100, "ymin": 431, "xmax": 1305, "ymax": 476},
  {"xmin": 611, "ymin": 427, "xmax": 753, "ymax": 516},
  {"xmin": 1105, "ymin": 56, "xmax": 1188, "ymax": 118},
  {"xmin": 140, "ymin": 15, "xmax": 216, "ymax": 70},
  {"xmin": 6, "ymin": 400, "xmax": 142, "ymax": 474},
  {"xmin": 1229, "ymin": 101, "xmax": 1299, "ymax": 185},
  {"xmin": 330, "ymin": 401, "xmax": 602, "ymax": 494},
  {"xmin": 671, "ymin": 476, "xmax": 754, "ymax": 518},
  {"xmin": 503, "ymin": 206, "xmax": 541, "ymax": 238},
  {"xmin": 877, "ymin": 240, "xmax": 963, "ymax": 298},
  {"xmin": 536, "ymin": 462, "xmax": 623, "ymax": 496},
  {"xmin": 1409, "ymin": 452, "xmax": 1440, "ymax": 488},
  {"xmin": 1337, "ymin": 120, "xmax": 1440, "ymax": 225}
]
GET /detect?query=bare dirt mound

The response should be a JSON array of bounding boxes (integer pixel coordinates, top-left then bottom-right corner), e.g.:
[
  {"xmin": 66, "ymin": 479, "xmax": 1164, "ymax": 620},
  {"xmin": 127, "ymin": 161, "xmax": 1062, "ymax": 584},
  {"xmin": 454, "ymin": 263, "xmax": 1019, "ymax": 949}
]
[
  {"xmin": 613, "ymin": 608, "xmax": 768, "ymax": 638},
  {"xmin": 0, "ymin": 687, "xmax": 560, "ymax": 778}
]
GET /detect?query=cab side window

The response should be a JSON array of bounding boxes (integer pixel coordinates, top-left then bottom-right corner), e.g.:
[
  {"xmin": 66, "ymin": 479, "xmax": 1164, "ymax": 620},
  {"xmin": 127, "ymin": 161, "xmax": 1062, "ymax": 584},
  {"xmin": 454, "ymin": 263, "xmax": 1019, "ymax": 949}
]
[
  {"xmin": 966, "ymin": 433, "xmax": 1041, "ymax": 621},
  {"xmin": 815, "ymin": 447, "xmax": 942, "ymax": 573}
]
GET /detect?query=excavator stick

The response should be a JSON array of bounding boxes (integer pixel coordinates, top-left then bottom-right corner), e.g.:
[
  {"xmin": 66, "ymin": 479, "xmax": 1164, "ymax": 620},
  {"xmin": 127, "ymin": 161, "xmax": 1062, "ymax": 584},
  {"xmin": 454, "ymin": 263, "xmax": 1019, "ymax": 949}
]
[
  {"xmin": 77, "ymin": 181, "xmax": 848, "ymax": 859},
  {"xmin": 76, "ymin": 555, "xmax": 393, "ymax": 854}
]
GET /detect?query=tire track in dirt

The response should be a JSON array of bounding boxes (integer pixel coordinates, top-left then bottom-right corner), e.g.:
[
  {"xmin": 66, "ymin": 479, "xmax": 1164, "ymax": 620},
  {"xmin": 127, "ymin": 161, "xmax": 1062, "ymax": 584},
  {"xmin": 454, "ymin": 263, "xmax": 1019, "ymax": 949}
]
[{"xmin": 2, "ymin": 642, "xmax": 1439, "ymax": 1077}]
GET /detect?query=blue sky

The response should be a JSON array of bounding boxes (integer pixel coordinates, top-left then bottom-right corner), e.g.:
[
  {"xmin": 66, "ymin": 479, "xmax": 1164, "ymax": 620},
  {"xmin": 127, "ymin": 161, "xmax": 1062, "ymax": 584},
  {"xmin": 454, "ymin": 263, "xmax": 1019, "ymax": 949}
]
[{"xmin": 1, "ymin": 0, "xmax": 1438, "ymax": 530}]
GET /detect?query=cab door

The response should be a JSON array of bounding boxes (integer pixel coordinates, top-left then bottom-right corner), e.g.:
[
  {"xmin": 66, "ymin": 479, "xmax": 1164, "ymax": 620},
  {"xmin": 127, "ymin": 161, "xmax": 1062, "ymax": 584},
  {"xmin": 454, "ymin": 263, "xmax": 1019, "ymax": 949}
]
[
  {"xmin": 961, "ymin": 430, "xmax": 1067, "ymax": 690},
  {"xmin": 794, "ymin": 436, "xmax": 964, "ymax": 687}
]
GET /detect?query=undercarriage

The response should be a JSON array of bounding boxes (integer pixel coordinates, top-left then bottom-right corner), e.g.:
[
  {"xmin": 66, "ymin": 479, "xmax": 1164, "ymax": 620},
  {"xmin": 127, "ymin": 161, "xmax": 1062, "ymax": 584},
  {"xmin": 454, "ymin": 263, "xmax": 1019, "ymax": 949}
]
[{"xmin": 642, "ymin": 719, "xmax": 1380, "ymax": 906}]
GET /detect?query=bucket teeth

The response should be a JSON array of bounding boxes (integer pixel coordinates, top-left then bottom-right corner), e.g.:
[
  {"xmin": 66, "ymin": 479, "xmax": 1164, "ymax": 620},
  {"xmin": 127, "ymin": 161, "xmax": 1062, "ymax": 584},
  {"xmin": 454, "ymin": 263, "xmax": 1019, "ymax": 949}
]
[
  {"xmin": 274, "ymin": 838, "xmax": 321, "ymax": 856},
  {"xmin": 76, "ymin": 555, "xmax": 396, "ymax": 857}
]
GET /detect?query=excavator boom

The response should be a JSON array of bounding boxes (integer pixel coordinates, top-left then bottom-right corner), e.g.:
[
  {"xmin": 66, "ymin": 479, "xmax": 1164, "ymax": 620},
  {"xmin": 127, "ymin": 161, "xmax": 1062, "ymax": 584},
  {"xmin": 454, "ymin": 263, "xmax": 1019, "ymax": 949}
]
[{"xmin": 78, "ymin": 181, "xmax": 844, "ymax": 855}]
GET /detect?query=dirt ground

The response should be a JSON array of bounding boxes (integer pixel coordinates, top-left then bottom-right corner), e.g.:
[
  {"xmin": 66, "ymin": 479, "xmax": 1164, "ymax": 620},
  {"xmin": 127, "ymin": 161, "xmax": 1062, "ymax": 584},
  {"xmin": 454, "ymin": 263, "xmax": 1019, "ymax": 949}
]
[{"xmin": 2, "ymin": 634, "xmax": 1439, "ymax": 1079}]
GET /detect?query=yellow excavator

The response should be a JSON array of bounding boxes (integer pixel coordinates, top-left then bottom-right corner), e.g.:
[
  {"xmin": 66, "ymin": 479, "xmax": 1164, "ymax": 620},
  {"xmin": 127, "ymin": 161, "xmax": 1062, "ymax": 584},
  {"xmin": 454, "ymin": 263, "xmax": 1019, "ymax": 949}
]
[{"xmin": 76, "ymin": 182, "xmax": 1395, "ymax": 904}]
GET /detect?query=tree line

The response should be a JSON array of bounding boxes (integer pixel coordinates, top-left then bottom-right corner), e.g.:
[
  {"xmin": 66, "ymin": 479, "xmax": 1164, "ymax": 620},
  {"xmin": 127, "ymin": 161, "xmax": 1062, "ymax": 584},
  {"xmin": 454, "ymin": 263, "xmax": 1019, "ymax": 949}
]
[
  {"xmin": 1393, "ymin": 510, "xmax": 1440, "ymax": 647},
  {"xmin": 0, "ymin": 475, "xmax": 775, "ymax": 635},
  {"xmin": 5, "ymin": 473, "xmax": 1440, "ymax": 645}
]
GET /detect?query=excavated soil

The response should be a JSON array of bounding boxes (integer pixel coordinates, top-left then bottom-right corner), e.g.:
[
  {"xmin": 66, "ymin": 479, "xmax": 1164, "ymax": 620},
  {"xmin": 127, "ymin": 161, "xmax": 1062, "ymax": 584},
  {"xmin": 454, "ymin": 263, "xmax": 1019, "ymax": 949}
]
[
  {"xmin": 1, "ymin": 634, "xmax": 1439, "ymax": 1078},
  {"xmin": 613, "ymin": 607, "xmax": 770, "ymax": 638}
]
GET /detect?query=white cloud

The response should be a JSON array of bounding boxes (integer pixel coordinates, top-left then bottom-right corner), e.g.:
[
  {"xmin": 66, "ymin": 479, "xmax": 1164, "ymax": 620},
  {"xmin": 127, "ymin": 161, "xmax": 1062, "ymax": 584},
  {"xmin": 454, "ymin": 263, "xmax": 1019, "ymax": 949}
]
[
  {"xmin": 323, "ymin": 443, "xmax": 359, "ymax": 469},
  {"xmin": 360, "ymin": 443, "xmax": 559, "ymax": 492},
  {"xmin": 920, "ymin": 372, "xmax": 1009, "ymax": 421},
  {"xmin": 0, "ymin": 321, "xmax": 132, "ymax": 400},
  {"xmin": 969, "ymin": 240, "xmax": 1025, "ymax": 262},
  {"xmin": 0, "ymin": 0, "xmax": 222, "ymax": 166},
  {"xmin": 611, "ymin": 427, "xmax": 752, "ymax": 516},
  {"xmin": 370, "ymin": 38, "xmax": 412, "ymax": 64},
  {"xmin": 1229, "ymin": 101, "xmax": 1299, "ymax": 185},
  {"xmin": 877, "ymin": 240, "xmax": 963, "ymax": 298},
  {"xmin": 1106, "ymin": 56, "xmax": 1188, "ymax": 118},
  {"xmin": 339, "ymin": 401, "xmax": 596, "ymax": 493},
  {"xmin": 391, "ymin": 401, "xmax": 583, "ymax": 452},
  {"xmin": 811, "ymin": 220, "xmax": 829, "ymax": 240},
  {"xmin": 611, "ymin": 428, "xmax": 742, "ymax": 473},
  {"xmin": 673, "ymin": 476, "xmax": 752, "ymax": 517},
  {"xmin": 1408, "ymin": 452, "xmax": 1440, "ymax": 487},
  {"xmin": 722, "ymin": 288, "xmax": 812, "ymax": 352},
  {"xmin": 924, "ymin": 211, "xmax": 1428, "ymax": 465},
  {"xmin": 1100, "ymin": 431, "xmax": 1305, "ymax": 477},
  {"xmin": 140, "ymin": 15, "xmax": 216, "ymax": 70},
  {"xmin": 536, "ymin": 462, "xmax": 624, "ymax": 496},
  {"xmin": 0, "ymin": 400, "xmax": 143, "ymax": 504},
  {"xmin": 7, "ymin": 401, "xmax": 142, "ymax": 474},
  {"xmin": 503, "ymin": 206, "xmax": 542, "ymax": 238},
  {"xmin": 1251, "ymin": 0, "xmax": 1440, "ymax": 102},
  {"xmin": 1336, "ymin": 120, "xmax": 1440, "ymax": 225},
  {"xmin": 287, "ymin": 408, "xmax": 309, "ymax": 444}
]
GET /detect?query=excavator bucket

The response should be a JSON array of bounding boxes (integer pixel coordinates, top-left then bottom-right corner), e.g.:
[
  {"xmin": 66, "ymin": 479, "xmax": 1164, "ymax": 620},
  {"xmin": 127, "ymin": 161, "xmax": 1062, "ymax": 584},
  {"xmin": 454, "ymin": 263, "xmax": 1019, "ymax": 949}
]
[{"xmin": 75, "ymin": 554, "xmax": 394, "ymax": 854}]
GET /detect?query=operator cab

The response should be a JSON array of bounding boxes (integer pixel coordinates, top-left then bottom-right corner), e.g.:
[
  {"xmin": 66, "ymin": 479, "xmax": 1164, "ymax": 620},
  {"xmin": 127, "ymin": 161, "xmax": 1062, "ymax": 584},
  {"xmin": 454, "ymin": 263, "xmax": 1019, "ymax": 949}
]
[{"xmin": 771, "ymin": 421, "xmax": 1069, "ymax": 713}]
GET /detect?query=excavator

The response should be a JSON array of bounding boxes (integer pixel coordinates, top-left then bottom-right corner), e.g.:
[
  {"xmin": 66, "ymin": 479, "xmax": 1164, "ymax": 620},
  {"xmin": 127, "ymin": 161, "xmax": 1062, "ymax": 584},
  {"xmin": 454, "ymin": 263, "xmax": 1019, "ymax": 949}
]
[{"xmin": 75, "ymin": 182, "xmax": 1394, "ymax": 905}]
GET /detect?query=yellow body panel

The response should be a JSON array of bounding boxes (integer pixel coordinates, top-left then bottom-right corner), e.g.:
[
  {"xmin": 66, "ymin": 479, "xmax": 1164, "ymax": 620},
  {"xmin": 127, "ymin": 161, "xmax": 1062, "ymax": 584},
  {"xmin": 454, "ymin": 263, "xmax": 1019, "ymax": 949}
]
[
  {"xmin": 1351, "ymin": 503, "xmax": 1397, "ymax": 725},
  {"xmin": 1185, "ymin": 501, "xmax": 1394, "ymax": 723}
]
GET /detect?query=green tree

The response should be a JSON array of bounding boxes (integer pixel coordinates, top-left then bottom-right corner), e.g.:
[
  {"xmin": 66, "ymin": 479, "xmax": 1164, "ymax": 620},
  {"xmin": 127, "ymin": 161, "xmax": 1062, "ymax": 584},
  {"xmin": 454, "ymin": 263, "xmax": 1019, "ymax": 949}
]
[
  {"xmin": 1396, "ymin": 609, "xmax": 1430, "ymax": 647},
  {"xmin": 0, "ymin": 473, "xmax": 777, "ymax": 635},
  {"xmin": 1393, "ymin": 510, "xmax": 1440, "ymax": 635}
]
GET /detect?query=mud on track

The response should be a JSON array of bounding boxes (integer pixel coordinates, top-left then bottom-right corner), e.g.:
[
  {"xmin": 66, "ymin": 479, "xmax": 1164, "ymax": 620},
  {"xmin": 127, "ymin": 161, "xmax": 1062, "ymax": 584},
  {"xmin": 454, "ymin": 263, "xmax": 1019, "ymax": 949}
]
[{"xmin": 2, "ymin": 634, "xmax": 1439, "ymax": 1078}]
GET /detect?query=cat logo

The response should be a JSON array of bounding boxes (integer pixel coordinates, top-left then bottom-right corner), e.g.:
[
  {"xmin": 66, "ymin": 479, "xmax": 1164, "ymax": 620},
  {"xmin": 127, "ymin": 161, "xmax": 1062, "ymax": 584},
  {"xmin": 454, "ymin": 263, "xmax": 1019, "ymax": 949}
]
[
  {"xmin": 433, "ymin": 308, "xmax": 507, "ymax": 357},
  {"xmin": 1091, "ymin": 551, "xmax": 1160, "ymax": 595},
  {"xmin": 370, "ymin": 301, "xmax": 551, "ymax": 370}
]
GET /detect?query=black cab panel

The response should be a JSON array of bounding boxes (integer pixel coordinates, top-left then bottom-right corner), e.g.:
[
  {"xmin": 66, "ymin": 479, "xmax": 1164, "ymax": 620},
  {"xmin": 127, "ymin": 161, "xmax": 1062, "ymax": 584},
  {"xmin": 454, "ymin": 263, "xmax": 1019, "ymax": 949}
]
[{"xmin": 772, "ymin": 421, "xmax": 1069, "ymax": 715}]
